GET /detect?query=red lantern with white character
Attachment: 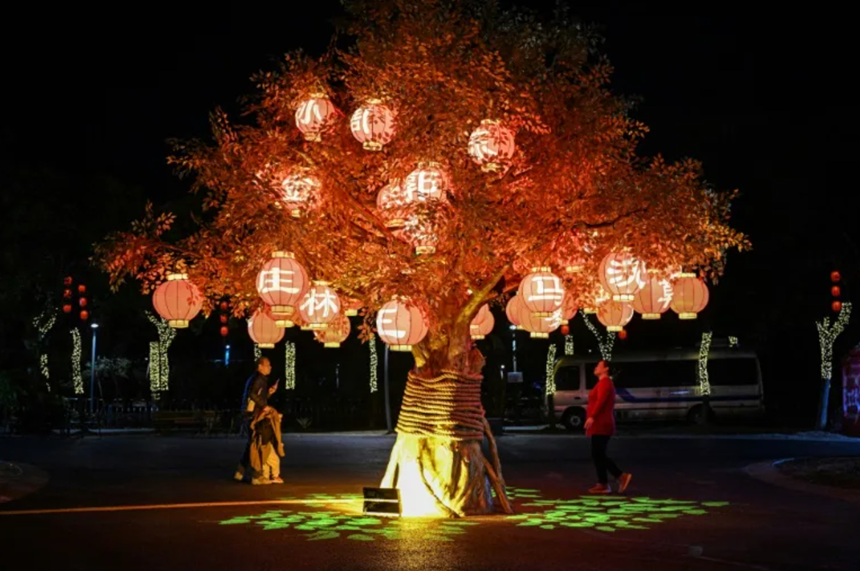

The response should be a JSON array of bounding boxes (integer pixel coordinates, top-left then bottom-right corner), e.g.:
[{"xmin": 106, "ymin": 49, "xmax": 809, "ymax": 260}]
[
  {"xmin": 632, "ymin": 276, "xmax": 673, "ymax": 320},
  {"xmin": 468, "ymin": 119, "xmax": 515, "ymax": 172},
  {"xmin": 314, "ymin": 313, "xmax": 351, "ymax": 348},
  {"xmin": 403, "ymin": 162, "xmax": 450, "ymax": 204},
  {"xmin": 598, "ymin": 252, "xmax": 646, "ymax": 302},
  {"xmin": 280, "ymin": 171, "xmax": 321, "ymax": 218},
  {"xmin": 298, "ymin": 281, "xmax": 341, "ymax": 330},
  {"xmin": 376, "ymin": 299, "xmax": 429, "ymax": 351},
  {"xmin": 518, "ymin": 267, "xmax": 565, "ymax": 316},
  {"xmin": 350, "ymin": 100, "xmax": 396, "ymax": 151},
  {"xmin": 295, "ymin": 94, "xmax": 338, "ymax": 142},
  {"xmin": 257, "ymin": 252, "xmax": 309, "ymax": 327}
]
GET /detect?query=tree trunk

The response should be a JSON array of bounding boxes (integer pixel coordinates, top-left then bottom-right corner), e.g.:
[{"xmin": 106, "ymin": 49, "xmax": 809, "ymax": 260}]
[
  {"xmin": 380, "ymin": 344, "xmax": 512, "ymax": 518},
  {"xmin": 817, "ymin": 377, "xmax": 831, "ymax": 431}
]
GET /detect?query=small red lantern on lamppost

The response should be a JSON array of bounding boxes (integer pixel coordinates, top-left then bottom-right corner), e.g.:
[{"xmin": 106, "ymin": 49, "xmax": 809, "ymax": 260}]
[
  {"xmin": 832, "ymin": 301, "xmax": 843, "ymax": 313},
  {"xmin": 831, "ymin": 271, "xmax": 841, "ymax": 283},
  {"xmin": 618, "ymin": 329, "xmax": 628, "ymax": 340}
]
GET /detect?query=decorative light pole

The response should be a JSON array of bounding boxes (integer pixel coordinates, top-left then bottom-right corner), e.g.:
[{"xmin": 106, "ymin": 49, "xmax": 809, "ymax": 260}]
[{"xmin": 89, "ymin": 323, "xmax": 99, "ymax": 415}]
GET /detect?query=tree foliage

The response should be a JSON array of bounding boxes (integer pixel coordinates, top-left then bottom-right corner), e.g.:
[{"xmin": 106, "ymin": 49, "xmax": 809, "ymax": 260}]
[{"xmin": 98, "ymin": 0, "xmax": 747, "ymax": 366}]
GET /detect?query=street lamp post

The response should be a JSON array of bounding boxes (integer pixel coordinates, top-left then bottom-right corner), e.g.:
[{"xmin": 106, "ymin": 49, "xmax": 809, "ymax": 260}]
[
  {"xmin": 509, "ymin": 325, "xmax": 517, "ymax": 372},
  {"xmin": 89, "ymin": 323, "xmax": 98, "ymax": 415}
]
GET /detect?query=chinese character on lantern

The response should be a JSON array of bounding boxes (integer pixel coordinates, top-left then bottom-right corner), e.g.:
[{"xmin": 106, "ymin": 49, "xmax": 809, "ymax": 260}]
[
  {"xmin": 468, "ymin": 119, "xmax": 516, "ymax": 172},
  {"xmin": 298, "ymin": 282, "xmax": 341, "ymax": 329},
  {"xmin": 403, "ymin": 162, "xmax": 450, "ymax": 204},
  {"xmin": 598, "ymin": 252, "xmax": 646, "ymax": 302},
  {"xmin": 295, "ymin": 93, "xmax": 338, "ymax": 142},
  {"xmin": 519, "ymin": 268, "xmax": 565, "ymax": 316},
  {"xmin": 280, "ymin": 172, "xmax": 321, "ymax": 217},
  {"xmin": 350, "ymin": 99, "xmax": 396, "ymax": 151}
]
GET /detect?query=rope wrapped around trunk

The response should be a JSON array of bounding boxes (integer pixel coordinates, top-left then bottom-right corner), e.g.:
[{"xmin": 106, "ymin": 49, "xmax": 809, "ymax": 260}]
[{"xmin": 396, "ymin": 369, "xmax": 485, "ymax": 441}]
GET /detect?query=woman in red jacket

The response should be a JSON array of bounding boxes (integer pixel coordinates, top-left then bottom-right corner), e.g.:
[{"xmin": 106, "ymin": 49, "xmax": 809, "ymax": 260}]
[{"xmin": 585, "ymin": 360, "xmax": 632, "ymax": 494}]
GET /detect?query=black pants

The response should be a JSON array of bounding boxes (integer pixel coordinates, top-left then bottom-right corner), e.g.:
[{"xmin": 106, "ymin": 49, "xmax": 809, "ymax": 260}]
[
  {"xmin": 238, "ymin": 417, "xmax": 252, "ymax": 473},
  {"xmin": 591, "ymin": 435, "xmax": 622, "ymax": 484}
]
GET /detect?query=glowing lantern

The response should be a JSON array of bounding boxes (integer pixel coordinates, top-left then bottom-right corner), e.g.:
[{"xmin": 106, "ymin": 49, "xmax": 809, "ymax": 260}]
[
  {"xmin": 670, "ymin": 273, "xmax": 710, "ymax": 320},
  {"xmin": 343, "ymin": 298, "xmax": 362, "ymax": 317},
  {"xmin": 582, "ymin": 286, "xmax": 611, "ymax": 315},
  {"xmin": 832, "ymin": 286, "xmax": 842, "ymax": 297},
  {"xmin": 632, "ymin": 276, "xmax": 673, "ymax": 320},
  {"xmin": 597, "ymin": 302, "xmax": 634, "ymax": 332},
  {"xmin": 220, "ymin": 326, "xmax": 228, "ymax": 337},
  {"xmin": 219, "ymin": 301, "xmax": 229, "ymax": 312},
  {"xmin": 506, "ymin": 295, "xmax": 525, "ymax": 330},
  {"xmin": 256, "ymin": 252, "xmax": 309, "ymax": 327},
  {"xmin": 247, "ymin": 309, "xmax": 284, "ymax": 349},
  {"xmin": 220, "ymin": 314, "xmax": 228, "ymax": 324},
  {"xmin": 298, "ymin": 281, "xmax": 341, "ymax": 330},
  {"xmin": 314, "ymin": 313, "xmax": 351, "ymax": 348},
  {"xmin": 831, "ymin": 271, "xmax": 841, "ymax": 283},
  {"xmin": 560, "ymin": 292, "xmax": 578, "ymax": 325},
  {"xmin": 468, "ymin": 119, "xmax": 515, "ymax": 172},
  {"xmin": 63, "ymin": 289, "xmax": 72, "ymax": 299},
  {"xmin": 560, "ymin": 324, "xmax": 570, "ymax": 336},
  {"xmin": 403, "ymin": 162, "xmax": 450, "ymax": 204},
  {"xmin": 79, "ymin": 310, "xmax": 89, "ymax": 321},
  {"xmin": 618, "ymin": 329, "xmax": 628, "ymax": 340},
  {"xmin": 598, "ymin": 252, "xmax": 646, "ymax": 302},
  {"xmin": 376, "ymin": 299, "xmax": 429, "ymax": 351},
  {"xmin": 63, "ymin": 304, "xmax": 72, "ymax": 314},
  {"xmin": 350, "ymin": 99, "xmax": 396, "ymax": 151},
  {"xmin": 400, "ymin": 213, "xmax": 438, "ymax": 255},
  {"xmin": 152, "ymin": 273, "xmax": 203, "ymax": 328},
  {"xmin": 376, "ymin": 181, "xmax": 408, "ymax": 229},
  {"xmin": 295, "ymin": 93, "xmax": 338, "ymax": 142},
  {"xmin": 64, "ymin": 277, "xmax": 72, "ymax": 286},
  {"xmin": 518, "ymin": 268, "xmax": 565, "ymax": 316},
  {"xmin": 833, "ymin": 300, "xmax": 843, "ymax": 313},
  {"xmin": 522, "ymin": 309, "xmax": 561, "ymax": 339},
  {"xmin": 79, "ymin": 297, "xmax": 88, "ymax": 308},
  {"xmin": 470, "ymin": 304, "xmax": 494, "ymax": 340},
  {"xmin": 280, "ymin": 171, "xmax": 321, "ymax": 217},
  {"xmin": 77, "ymin": 284, "xmax": 87, "ymax": 294}
]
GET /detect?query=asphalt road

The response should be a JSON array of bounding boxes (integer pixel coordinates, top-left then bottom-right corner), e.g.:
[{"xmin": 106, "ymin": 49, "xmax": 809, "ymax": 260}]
[{"xmin": 1, "ymin": 433, "xmax": 858, "ymax": 571}]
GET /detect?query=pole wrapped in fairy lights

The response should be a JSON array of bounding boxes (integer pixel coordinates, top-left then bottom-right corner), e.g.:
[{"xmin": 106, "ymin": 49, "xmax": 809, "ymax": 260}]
[{"xmin": 816, "ymin": 302, "xmax": 852, "ymax": 429}]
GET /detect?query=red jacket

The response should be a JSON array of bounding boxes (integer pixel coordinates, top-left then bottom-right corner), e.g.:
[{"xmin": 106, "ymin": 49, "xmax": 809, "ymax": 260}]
[{"xmin": 586, "ymin": 376, "xmax": 616, "ymax": 436}]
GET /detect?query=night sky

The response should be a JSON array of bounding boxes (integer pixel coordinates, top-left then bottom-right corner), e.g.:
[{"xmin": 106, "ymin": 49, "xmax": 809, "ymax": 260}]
[{"xmin": 2, "ymin": 3, "xmax": 856, "ymax": 420}]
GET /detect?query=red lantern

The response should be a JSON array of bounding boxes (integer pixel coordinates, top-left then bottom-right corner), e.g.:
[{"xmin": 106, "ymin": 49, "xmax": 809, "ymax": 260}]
[
  {"xmin": 521, "ymin": 309, "xmax": 561, "ymax": 339},
  {"xmin": 63, "ymin": 304, "xmax": 72, "ymax": 314},
  {"xmin": 298, "ymin": 281, "xmax": 341, "ymax": 330},
  {"xmin": 670, "ymin": 274, "xmax": 710, "ymax": 320},
  {"xmin": 257, "ymin": 252, "xmax": 309, "ymax": 325},
  {"xmin": 470, "ymin": 304, "xmax": 494, "ymax": 340},
  {"xmin": 582, "ymin": 285, "xmax": 611, "ymax": 315},
  {"xmin": 632, "ymin": 276, "xmax": 673, "ymax": 320},
  {"xmin": 403, "ymin": 162, "xmax": 450, "ymax": 204},
  {"xmin": 220, "ymin": 315, "xmax": 228, "ymax": 324},
  {"xmin": 314, "ymin": 313, "xmax": 351, "ymax": 348},
  {"xmin": 77, "ymin": 284, "xmax": 86, "ymax": 294},
  {"xmin": 560, "ymin": 324, "xmax": 570, "ymax": 336},
  {"xmin": 468, "ymin": 119, "xmax": 515, "ymax": 172},
  {"xmin": 343, "ymin": 298, "xmax": 363, "ymax": 317},
  {"xmin": 506, "ymin": 295, "xmax": 525, "ymax": 329},
  {"xmin": 597, "ymin": 302, "xmax": 634, "ymax": 332},
  {"xmin": 832, "ymin": 286, "xmax": 841, "ymax": 297},
  {"xmin": 63, "ymin": 289, "xmax": 72, "ymax": 299},
  {"xmin": 618, "ymin": 329, "xmax": 628, "ymax": 340},
  {"xmin": 398, "ymin": 212, "xmax": 439, "ymax": 255},
  {"xmin": 220, "ymin": 326, "xmax": 229, "ymax": 337},
  {"xmin": 519, "ymin": 268, "xmax": 565, "ymax": 316},
  {"xmin": 598, "ymin": 252, "xmax": 647, "ymax": 302},
  {"xmin": 219, "ymin": 301, "xmax": 229, "ymax": 312},
  {"xmin": 295, "ymin": 94, "xmax": 338, "ymax": 142},
  {"xmin": 64, "ymin": 277, "xmax": 73, "ymax": 286},
  {"xmin": 79, "ymin": 310, "xmax": 89, "ymax": 321},
  {"xmin": 831, "ymin": 271, "xmax": 841, "ymax": 283},
  {"xmin": 560, "ymin": 291, "xmax": 578, "ymax": 325},
  {"xmin": 833, "ymin": 300, "xmax": 843, "ymax": 313},
  {"xmin": 376, "ymin": 299, "xmax": 429, "ymax": 351},
  {"xmin": 280, "ymin": 171, "xmax": 321, "ymax": 217},
  {"xmin": 376, "ymin": 181, "xmax": 408, "ymax": 229},
  {"xmin": 247, "ymin": 309, "xmax": 284, "ymax": 349},
  {"xmin": 350, "ymin": 99, "xmax": 396, "ymax": 151},
  {"xmin": 152, "ymin": 273, "xmax": 204, "ymax": 328},
  {"xmin": 79, "ymin": 297, "xmax": 88, "ymax": 308}
]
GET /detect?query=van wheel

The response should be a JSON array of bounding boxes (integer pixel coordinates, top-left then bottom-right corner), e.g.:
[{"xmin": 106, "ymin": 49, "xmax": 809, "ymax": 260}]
[{"xmin": 561, "ymin": 408, "xmax": 586, "ymax": 432}]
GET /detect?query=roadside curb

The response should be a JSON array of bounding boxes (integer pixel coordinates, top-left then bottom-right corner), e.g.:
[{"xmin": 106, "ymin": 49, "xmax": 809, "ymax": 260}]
[
  {"xmin": 745, "ymin": 459, "xmax": 860, "ymax": 506},
  {"xmin": 0, "ymin": 461, "xmax": 50, "ymax": 504}
]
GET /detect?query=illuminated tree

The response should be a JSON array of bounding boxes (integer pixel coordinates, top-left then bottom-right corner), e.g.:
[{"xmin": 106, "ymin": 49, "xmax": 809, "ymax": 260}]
[{"xmin": 98, "ymin": 0, "xmax": 747, "ymax": 517}]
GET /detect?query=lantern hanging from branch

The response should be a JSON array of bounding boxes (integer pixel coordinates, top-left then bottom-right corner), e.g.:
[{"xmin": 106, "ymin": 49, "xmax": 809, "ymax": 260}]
[
  {"xmin": 376, "ymin": 181, "xmax": 408, "ymax": 229},
  {"xmin": 522, "ymin": 309, "xmax": 562, "ymax": 339},
  {"xmin": 256, "ymin": 251, "xmax": 309, "ymax": 327},
  {"xmin": 506, "ymin": 295, "xmax": 525, "ymax": 330},
  {"xmin": 343, "ymin": 298, "xmax": 363, "ymax": 317},
  {"xmin": 350, "ymin": 99, "xmax": 396, "ymax": 150},
  {"xmin": 597, "ymin": 301, "xmax": 635, "ymax": 332},
  {"xmin": 560, "ymin": 291, "xmax": 578, "ymax": 325},
  {"xmin": 582, "ymin": 285, "xmax": 611, "ymax": 315},
  {"xmin": 403, "ymin": 162, "xmax": 450, "ymax": 204},
  {"xmin": 298, "ymin": 281, "xmax": 341, "ymax": 330},
  {"xmin": 470, "ymin": 304, "xmax": 494, "ymax": 339},
  {"xmin": 376, "ymin": 299, "xmax": 429, "ymax": 351},
  {"xmin": 314, "ymin": 313, "xmax": 352, "ymax": 348},
  {"xmin": 670, "ymin": 273, "xmax": 710, "ymax": 320},
  {"xmin": 295, "ymin": 93, "xmax": 338, "ymax": 142},
  {"xmin": 280, "ymin": 171, "xmax": 321, "ymax": 218},
  {"xmin": 632, "ymin": 276, "xmax": 673, "ymax": 320},
  {"xmin": 400, "ymin": 213, "xmax": 439, "ymax": 255},
  {"xmin": 519, "ymin": 267, "xmax": 565, "ymax": 316},
  {"xmin": 247, "ymin": 308, "xmax": 284, "ymax": 348},
  {"xmin": 152, "ymin": 273, "xmax": 203, "ymax": 328},
  {"xmin": 468, "ymin": 119, "xmax": 515, "ymax": 172},
  {"xmin": 598, "ymin": 252, "xmax": 646, "ymax": 302}
]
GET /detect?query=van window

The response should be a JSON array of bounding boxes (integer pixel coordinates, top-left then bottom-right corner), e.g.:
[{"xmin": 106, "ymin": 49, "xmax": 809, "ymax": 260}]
[
  {"xmin": 554, "ymin": 366, "xmax": 581, "ymax": 391},
  {"xmin": 611, "ymin": 360, "xmax": 698, "ymax": 389},
  {"xmin": 708, "ymin": 358, "xmax": 759, "ymax": 386}
]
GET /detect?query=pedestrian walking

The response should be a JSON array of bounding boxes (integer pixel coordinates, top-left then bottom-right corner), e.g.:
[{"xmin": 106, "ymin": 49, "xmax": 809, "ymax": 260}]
[{"xmin": 585, "ymin": 360, "xmax": 632, "ymax": 494}]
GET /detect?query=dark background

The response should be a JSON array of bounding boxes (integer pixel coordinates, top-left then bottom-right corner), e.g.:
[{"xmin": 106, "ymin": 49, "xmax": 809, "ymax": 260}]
[{"xmin": 1, "ymin": 2, "xmax": 856, "ymax": 427}]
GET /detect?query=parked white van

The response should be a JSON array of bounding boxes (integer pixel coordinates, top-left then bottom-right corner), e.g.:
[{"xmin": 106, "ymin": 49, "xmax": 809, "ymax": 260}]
[{"xmin": 551, "ymin": 348, "xmax": 764, "ymax": 430}]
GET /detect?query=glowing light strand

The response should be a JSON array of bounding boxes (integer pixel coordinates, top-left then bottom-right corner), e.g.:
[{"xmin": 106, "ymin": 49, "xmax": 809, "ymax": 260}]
[
  {"xmin": 817, "ymin": 302, "xmax": 852, "ymax": 379},
  {"xmin": 564, "ymin": 335, "xmax": 574, "ymax": 356},
  {"xmin": 369, "ymin": 336, "xmax": 379, "ymax": 393},
  {"xmin": 545, "ymin": 344, "xmax": 557, "ymax": 396},
  {"xmin": 34, "ymin": 310, "xmax": 56, "ymax": 389},
  {"xmin": 285, "ymin": 341, "xmax": 297, "ymax": 390},
  {"xmin": 698, "ymin": 332, "xmax": 713, "ymax": 396},
  {"xmin": 582, "ymin": 313, "xmax": 615, "ymax": 362},
  {"xmin": 71, "ymin": 328, "xmax": 83, "ymax": 395},
  {"xmin": 728, "ymin": 336, "xmax": 738, "ymax": 348},
  {"xmin": 254, "ymin": 344, "xmax": 263, "ymax": 362},
  {"xmin": 148, "ymin": 342, "xmax": 161, "ymax": 395},
  {"xmin": 147, "ymin": 312, "xmax": 176, "ymax": 394}
]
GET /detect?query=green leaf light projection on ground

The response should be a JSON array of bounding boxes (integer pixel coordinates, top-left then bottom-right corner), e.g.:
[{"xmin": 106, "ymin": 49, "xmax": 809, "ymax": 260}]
[{"xmin": 216, "ymin": 488, "xmax": 728, "ymax": 541}]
